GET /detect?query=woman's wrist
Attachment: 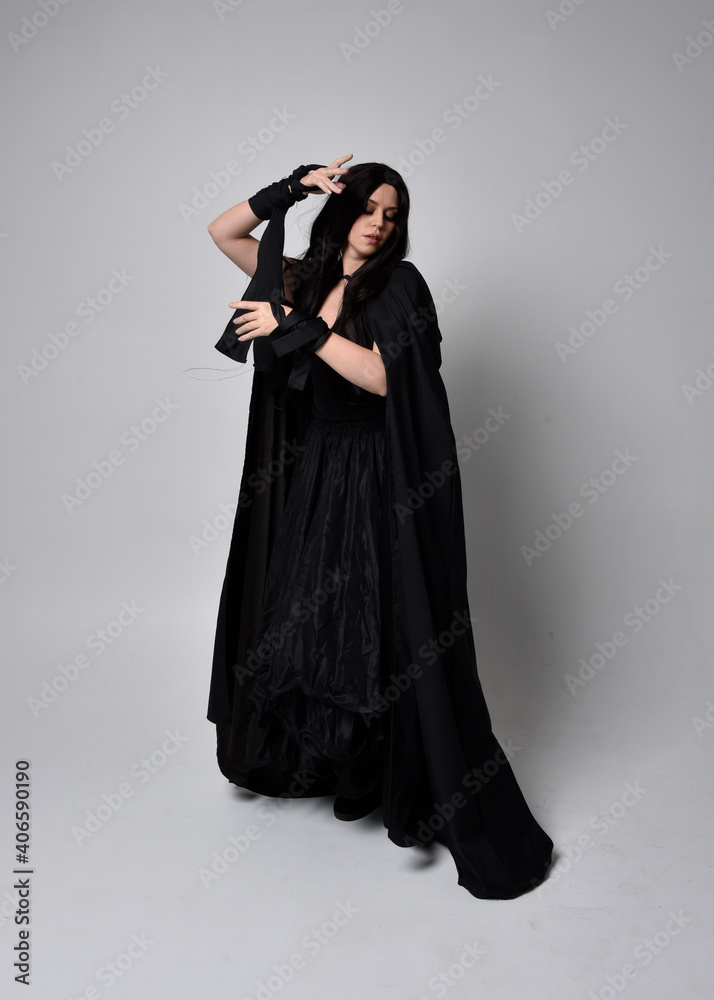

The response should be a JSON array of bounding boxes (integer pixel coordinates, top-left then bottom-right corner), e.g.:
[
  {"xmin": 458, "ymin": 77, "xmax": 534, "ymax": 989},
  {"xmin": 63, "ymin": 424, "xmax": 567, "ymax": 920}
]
[
  {"xmin": 269, "ymin": 307, "xmax": 331, "ymax": 358},
  {"xmin": 247, "ymin": 163, "xmax": 325, "ymax": 220}
]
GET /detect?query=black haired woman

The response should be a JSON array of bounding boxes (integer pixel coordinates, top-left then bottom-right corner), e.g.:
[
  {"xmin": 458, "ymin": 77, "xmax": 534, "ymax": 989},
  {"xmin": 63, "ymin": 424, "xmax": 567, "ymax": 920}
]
[{"xmin": 206, "ymin": 155, "xmax": 554, "ymax": 900}]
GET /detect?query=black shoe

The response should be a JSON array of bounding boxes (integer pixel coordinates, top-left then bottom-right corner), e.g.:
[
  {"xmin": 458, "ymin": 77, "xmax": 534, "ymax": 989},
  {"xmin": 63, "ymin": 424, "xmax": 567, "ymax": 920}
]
[{"xmin": 333, "ymin": 786, "xmax": 382, "ymax": 821}]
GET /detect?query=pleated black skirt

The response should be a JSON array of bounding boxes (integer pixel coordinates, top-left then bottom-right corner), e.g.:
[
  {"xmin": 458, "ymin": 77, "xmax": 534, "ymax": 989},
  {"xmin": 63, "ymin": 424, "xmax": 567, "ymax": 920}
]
[{"xmin": 240, "ymin": 414, "xmax": 393, "ymax": 799}]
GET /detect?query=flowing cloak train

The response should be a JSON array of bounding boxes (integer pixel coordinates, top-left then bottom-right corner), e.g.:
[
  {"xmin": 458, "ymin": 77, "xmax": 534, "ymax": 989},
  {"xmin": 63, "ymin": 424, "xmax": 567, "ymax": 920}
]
[{"xmin": 206, "ymin": 205, "xmax": 554, "ymax": 900}]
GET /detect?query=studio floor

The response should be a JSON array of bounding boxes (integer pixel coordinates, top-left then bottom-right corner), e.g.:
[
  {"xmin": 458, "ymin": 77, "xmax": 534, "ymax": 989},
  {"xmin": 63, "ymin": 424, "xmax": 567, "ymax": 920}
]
[{"xmin": 6, "ymin": 625, "xmax": 711, "ymax": 1000}]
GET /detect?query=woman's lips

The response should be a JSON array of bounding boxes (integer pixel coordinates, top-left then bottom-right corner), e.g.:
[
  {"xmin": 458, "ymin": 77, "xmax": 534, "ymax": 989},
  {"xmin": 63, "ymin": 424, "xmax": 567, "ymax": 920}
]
[{"xmin": 365, "ymin": 235, "xmax": 380, "ymax": 244}]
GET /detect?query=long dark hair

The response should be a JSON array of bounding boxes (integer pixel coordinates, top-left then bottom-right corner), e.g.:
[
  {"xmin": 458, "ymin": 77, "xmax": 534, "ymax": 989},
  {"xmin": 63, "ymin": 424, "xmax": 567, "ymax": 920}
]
[{"xmin": 284, "ymin": 162, "xmax": 411, "ymax": 354}]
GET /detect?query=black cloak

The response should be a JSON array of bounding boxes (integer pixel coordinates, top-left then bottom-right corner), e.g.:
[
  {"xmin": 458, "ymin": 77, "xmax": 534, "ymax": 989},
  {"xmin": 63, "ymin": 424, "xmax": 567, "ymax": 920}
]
[{"xmin": 206, "ymin": 204, "xmax": 554, "ymax": 900}]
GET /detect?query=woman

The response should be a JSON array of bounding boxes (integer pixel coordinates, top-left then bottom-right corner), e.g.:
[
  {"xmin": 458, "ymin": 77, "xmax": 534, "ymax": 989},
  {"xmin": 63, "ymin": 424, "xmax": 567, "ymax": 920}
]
[{"xmin": 206, "ymin": 155, "xmax": 554, "ymax": 900}]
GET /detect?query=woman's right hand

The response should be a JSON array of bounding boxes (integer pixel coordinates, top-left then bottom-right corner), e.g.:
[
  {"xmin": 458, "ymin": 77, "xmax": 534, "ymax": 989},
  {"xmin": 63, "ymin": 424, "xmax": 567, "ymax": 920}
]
[{"xmin": 300, "ymin": 155, "xmax": 352, "ymax": 195}]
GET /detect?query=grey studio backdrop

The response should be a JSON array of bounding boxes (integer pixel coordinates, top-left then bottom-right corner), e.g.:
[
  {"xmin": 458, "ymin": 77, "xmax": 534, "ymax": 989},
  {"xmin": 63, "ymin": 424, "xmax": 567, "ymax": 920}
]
[{"xmin": 2, "ymin": 0, "xmax": 712, "ymax": 998}]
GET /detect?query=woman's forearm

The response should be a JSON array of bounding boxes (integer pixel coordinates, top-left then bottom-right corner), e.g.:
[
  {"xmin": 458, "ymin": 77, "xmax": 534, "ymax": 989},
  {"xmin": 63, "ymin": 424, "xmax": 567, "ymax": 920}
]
[
  {"xmin": 207, "ymin": 199, "xmax": 263, "ymax": 243},
  {"xmin": 275, "ymin": 305, "xmax": 386, "ymax": 396},
  {"xmin": 313, "ymin": 333, "xmax": 387, "ymax": 396}
]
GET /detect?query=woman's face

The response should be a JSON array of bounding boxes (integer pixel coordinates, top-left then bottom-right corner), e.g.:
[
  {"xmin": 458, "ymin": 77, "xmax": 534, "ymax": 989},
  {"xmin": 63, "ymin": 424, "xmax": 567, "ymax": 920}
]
[{"xmin": 343, "ymin": 183, "xmax": 399, "ymax": 262}]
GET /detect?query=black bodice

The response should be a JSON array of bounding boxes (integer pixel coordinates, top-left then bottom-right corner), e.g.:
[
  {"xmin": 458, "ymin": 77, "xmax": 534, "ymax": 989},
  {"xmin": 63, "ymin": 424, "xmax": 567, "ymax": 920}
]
[{"xmin": 308, "ymin": 351, "xmax": 386, "ymax": 422}]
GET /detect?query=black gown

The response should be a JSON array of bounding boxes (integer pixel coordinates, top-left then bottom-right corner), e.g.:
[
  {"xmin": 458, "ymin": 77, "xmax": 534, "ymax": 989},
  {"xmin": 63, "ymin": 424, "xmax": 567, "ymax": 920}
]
[
  {"xmin": 207, "ymin": 203, "xmax": 554, "ymax": 900},
  {"xmin": 236, "ymin": 356, "xmax": 394, "ymax": 801}
]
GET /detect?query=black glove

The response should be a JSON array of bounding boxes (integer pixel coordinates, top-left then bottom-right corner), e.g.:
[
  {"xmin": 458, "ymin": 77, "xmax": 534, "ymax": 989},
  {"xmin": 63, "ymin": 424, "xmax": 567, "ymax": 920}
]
[
  {"xmin": 248, "ymin": 163, "xmax": 325, "ymax": 220},
  {"xmin": 266, "ymin": 301, "xmax": 331, "ymax": 358}
]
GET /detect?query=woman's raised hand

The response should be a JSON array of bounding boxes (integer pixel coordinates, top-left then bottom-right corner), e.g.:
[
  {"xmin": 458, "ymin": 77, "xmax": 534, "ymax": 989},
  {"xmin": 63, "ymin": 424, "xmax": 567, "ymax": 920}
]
[{"xmin": 299, "ymin": 155, "xmax": 353, "ymax": 195}]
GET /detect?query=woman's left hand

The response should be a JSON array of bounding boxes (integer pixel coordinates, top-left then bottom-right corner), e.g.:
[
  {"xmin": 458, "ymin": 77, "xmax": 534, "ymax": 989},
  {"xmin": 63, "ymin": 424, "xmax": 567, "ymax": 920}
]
[{"xmin": 229, "ymin": 300, "xmax": 293, "ymax": 340}]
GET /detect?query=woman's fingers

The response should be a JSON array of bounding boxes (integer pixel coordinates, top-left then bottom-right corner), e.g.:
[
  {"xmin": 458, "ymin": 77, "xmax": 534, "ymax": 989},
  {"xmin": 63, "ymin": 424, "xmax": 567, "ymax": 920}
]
[
  {"xmin": 326, "ymin": 155, "xmax": 352, "ymax": 178},
  {"xmin": 324, "ymin": 154, "xmax": 351, "ymax": 190},
  {"xmin": 234, "ymin": 317, "xmax": 260, "ymax": 336},
  {"xmin": 313, "ymin": 175, "xmax": 344, "ymax": 195},
  {"xmin": 302, "ymin": 172, "xmax": 337, "ymax": 195},
  {"xmin": 318, "ymin": 177, "xmax": 343, "ymax": 195},
  {"xmin": 329, "ymin": 153, "xmax": 353, "ymax": 170},
  {"xmin": 226, "ymin": 300, "xmax": 277, "ymax": 338},
  {"xmin": 229, "ymin": 301, "xmax": 257, "ymax": 329},
  {"xmin": 302, "ymin": 154, "xmax": 352, "ymax": 194}
]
